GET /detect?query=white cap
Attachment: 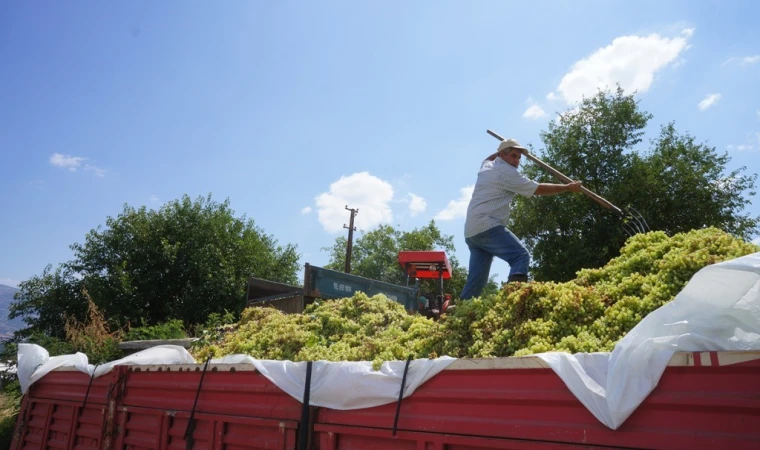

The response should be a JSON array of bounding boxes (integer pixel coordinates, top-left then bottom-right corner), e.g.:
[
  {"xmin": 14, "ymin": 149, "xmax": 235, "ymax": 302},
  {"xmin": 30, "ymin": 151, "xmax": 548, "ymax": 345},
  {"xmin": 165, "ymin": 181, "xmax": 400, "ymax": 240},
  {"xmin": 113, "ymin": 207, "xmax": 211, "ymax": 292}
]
[{"xmin": 497, "ymin": 138, "xmax": 528, "ymax": 154}]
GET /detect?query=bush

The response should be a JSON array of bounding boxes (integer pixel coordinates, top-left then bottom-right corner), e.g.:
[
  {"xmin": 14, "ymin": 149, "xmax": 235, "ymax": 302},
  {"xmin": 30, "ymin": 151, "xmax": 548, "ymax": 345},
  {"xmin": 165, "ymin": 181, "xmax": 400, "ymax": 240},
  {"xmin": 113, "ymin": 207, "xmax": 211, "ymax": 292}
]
[
  {"xmin": 123, "ymin": 319, "xmax": 187, "ymax": 341},
  {"xmin": 0, "ymin": 381, "xmax": 20, "ymax": 449},
  {"xmin": 189, "ymin": 310, "xmax": 237, "ymax": 353},
  {"xmin": 0, "ymin": 413, "xmax": 16, "ymax": 450},
  {"xmin": 64, "ymin": 292, "xmax": 122, "ymax": 364}
]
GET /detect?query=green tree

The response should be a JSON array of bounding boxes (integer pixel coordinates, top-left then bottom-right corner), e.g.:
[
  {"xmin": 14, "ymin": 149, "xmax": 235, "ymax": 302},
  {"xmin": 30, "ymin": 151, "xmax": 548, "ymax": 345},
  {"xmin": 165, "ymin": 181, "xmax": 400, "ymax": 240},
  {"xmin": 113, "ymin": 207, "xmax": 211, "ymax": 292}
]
[
  {"xmin": 511, "ymin": 87, "xmax": 758, "ymax": 281},
  {"xmin": 626, "ymin": 123, "xmax": 758, "ymax": 237},
  {"xmin": 11, "ymin": 194, "xmax": 300, "ymax": 336},
  {"xmin": 321, "ymin": 220, "xmax": 498, "ymax": 300},
  {"xmin": 9, "ymin": 265, "xmax": 88, "ymax": 340}
]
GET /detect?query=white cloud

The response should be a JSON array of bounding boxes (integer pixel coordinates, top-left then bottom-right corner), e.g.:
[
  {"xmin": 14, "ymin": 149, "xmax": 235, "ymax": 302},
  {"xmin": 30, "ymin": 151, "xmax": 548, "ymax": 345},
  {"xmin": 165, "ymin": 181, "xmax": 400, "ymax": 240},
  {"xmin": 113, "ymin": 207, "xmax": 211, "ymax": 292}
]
[
  {"xmin": 408, "ymin": 193, "xmax": 427, "ymax": 216},
  {"xmin": 150, "ymin": 195, "xmax": 160, "ymax": 204},
  {"xmin": 722, "ymin": 55, "xmax": 760, "ymax": 67},
  {"xmin": 0, "ymin": 278, "xmax": 21, "ymax": 288},
  {"xmin": 549, "ymin": 28, "xmax": 693, "ymax": 104},
  {"xmin": 49, "ymin": 153, "xmax": 85, "ymax": 171},
  {"xmin": 315, "ymin": 172, "xmax": 394, "ymax": 233},
  {"xmin": 698, "ymin": 93, "xmax": 721, "ymax": 111},
  {"xmin": 752, "ymin": 236, "xmax": 760, "ymax": 245},
  {"xmin": 49, "ymin": 153, "xmax": 106, "ymax": 176},
  {"xmin": 726, "ymin": 132, "xmax": 760, "ymax": 152},
  {"xmin": 85, "ymin": 164, "xmax": 106, "ymax": 177},
  {"xmin": 434, "ymin": 186, "xmax": 474, "ymax": 221},
  {"xmin": 301, "ymin": 206, "xmax": 312, "ymax": 214},
  {"xmin": 523, "ymin": 104, "xmax": 546, "ymax": 120}
]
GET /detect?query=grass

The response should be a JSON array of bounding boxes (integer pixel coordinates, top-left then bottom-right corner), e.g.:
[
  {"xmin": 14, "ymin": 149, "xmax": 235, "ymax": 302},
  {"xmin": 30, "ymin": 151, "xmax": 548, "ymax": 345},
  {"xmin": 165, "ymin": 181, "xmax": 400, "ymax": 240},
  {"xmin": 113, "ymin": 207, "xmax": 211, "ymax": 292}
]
[{"xmin": 0, "ymin": 391, "xmax": 19, "ymax": 449}]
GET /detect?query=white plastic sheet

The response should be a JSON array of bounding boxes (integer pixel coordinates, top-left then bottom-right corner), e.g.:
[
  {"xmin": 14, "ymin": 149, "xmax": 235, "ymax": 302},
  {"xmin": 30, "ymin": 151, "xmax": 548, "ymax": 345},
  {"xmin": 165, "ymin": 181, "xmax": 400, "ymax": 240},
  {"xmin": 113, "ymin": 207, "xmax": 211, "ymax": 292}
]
[
  {"xmin": 17, "ymin": 344, "xmax": 89, "ymax": 394},
  {"xmin": 214, "ymin": 354, "xmax": 456, "ymax": 409},
  {"xmin": 16, "ymin": 341, "xmax": 454, "ymax": 410},
  {"xmin": 17, "ymin": 344, "xmax": 196, "ymax": 394},
  {"xmin": 93, "ymin": 345, "xmax": 196, "ymax": 377},
  {"xmin": 537, "ymin": 251, "xmax": 760, "ymax": 429}
]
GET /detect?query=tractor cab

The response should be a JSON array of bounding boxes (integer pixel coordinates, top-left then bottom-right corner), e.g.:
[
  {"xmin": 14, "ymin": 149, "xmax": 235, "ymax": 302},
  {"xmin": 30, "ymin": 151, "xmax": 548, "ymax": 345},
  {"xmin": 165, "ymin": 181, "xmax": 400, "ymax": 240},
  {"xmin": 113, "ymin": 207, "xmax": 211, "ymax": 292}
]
[{"xmin": 398, "ymin": 251, "xmax": 453, "ymax": 316}]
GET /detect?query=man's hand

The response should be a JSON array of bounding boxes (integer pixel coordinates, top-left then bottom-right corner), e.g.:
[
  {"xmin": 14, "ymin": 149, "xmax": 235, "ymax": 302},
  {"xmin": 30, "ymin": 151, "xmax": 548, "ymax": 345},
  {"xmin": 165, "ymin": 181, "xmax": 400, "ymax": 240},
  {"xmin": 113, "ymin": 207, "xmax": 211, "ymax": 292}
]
[{"xmin": 566, "ymin": 181, "xmax": 582, "ymax": 193}]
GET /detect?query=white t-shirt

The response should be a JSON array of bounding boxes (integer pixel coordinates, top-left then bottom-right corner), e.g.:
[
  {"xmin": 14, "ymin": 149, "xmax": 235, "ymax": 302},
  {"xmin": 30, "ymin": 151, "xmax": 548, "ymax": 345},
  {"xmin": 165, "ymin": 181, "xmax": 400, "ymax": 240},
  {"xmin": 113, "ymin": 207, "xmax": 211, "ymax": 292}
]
[{"xmin": 464, "ymin": 157, "xmax": 539, "ymax": 238}]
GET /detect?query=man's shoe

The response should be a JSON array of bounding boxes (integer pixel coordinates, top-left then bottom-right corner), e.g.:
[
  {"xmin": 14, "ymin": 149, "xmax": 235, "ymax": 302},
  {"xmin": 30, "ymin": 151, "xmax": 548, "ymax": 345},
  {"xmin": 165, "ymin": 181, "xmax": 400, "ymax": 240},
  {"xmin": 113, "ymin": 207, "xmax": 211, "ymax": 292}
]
[{"xmin": 507, "ymin": 274, "xmax": 528, "ymax": 283}]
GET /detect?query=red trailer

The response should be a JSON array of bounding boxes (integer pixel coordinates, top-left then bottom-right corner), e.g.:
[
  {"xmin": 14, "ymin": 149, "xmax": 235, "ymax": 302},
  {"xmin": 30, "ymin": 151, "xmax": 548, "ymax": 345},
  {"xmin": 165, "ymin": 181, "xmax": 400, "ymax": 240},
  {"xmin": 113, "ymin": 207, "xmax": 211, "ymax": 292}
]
[{"xmin": 12, "ymin": 350, "xmax": 760, "ymax": 450}]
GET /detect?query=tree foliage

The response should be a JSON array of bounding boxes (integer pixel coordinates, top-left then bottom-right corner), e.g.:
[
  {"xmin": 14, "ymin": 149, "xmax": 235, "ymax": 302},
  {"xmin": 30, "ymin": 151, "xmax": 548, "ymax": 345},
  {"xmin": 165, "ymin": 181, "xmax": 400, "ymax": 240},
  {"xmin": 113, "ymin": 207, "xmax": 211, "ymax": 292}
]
[
  {"xmin": 321, "ymin": 220, "xmax": 499, "ymax": 299},
  {"xmin": 511, "ymin": 87, "xmax": 759, "ymax": 281},
  {"xmin": 9, "ymin": 265, "xmax": 89, "ymax": 340},
  {"xmin": 10, "ymin": 194, "xmax": 300, "ymax": 338}
]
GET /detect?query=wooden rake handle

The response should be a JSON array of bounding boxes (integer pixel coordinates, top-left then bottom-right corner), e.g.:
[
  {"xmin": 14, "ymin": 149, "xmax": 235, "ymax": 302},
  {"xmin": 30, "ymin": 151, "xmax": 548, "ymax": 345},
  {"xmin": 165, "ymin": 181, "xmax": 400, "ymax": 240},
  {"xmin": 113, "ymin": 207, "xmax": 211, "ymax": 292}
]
[{"xmin": 486, "ymin": 129, "xmax": 624, "ymax": 216}]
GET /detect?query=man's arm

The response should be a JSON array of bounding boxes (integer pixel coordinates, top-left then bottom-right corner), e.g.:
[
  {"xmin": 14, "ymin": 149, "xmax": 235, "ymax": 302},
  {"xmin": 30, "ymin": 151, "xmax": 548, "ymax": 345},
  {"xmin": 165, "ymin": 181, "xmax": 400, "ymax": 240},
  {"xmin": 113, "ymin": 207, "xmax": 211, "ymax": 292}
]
[{"xmin": 534, "ymin": 181, "xmax": 582, "ymax": 196}]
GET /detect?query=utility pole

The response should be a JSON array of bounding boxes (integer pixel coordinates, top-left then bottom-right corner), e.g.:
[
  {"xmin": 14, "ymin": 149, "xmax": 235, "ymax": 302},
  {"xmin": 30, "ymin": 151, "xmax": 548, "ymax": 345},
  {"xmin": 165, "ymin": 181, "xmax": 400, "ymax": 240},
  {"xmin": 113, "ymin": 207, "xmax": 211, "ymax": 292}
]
[{"xmin": 343, "ymin": 205, "xmax": 358, "ymax": 273}]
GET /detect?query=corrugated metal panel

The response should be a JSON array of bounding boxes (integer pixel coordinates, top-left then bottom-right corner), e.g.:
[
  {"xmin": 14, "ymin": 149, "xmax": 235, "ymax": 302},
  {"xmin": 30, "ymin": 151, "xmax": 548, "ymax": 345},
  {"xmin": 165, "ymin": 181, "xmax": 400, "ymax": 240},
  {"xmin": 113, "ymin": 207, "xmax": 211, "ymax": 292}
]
[
  {"xmin": 113, "ymin": 406, "xmax": 298, "ymax": 450},
  {"xmin": 316, "ymin": 355, "xmax": 760, "ymax": 450},
  {"xmin": 120, "ymin": 366, "xmax": 303, "ymax": 420},
  {"xmin": 12, "ymin": 352, "xmax": 760, "ymax": 450},
  {"xmin": 26, "ymin": 369, "xmax": 118, "ymax": 404},
  {"xmin": 13, "ymin": 400, "xmax": 107, "ymax": 450},
  {"xmin": 12, "ymin": 370, "xmax": 119, "ymax": 450},
  {"xmin": 15, "ymin": 401, "xmax": 53, "ymax": 450},
  {"xmin": 314, "ymin": 424, "xmax": 619, "ymax": 449}
]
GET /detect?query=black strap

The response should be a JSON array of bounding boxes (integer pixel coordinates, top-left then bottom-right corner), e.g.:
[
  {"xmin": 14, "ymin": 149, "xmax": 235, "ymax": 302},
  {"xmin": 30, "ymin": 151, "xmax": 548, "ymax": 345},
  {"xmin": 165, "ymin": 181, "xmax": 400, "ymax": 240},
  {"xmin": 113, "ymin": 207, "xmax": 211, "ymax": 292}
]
[
  {"xmin": 392, "ymin": 355, "xmax": 413, "ymax": 436},
  {"xmin": 79, "ymin": 364, "xmax": 99, "ymax": 417},
  {"xmin": 298, "ymin": 361, "xmax": 313, "ymax": 450},
  {"xmin": 185, "ymin": 357, "xmax": 211, "ymax": 450}
]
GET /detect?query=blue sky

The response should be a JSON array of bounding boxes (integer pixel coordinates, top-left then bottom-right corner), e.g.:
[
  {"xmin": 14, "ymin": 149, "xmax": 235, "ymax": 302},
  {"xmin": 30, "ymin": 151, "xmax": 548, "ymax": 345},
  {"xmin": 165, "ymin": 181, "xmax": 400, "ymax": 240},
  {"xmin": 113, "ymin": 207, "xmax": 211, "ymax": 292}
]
[{"xmin": 2, "ymin": 1, "xmax": 759, "ymax": 288}]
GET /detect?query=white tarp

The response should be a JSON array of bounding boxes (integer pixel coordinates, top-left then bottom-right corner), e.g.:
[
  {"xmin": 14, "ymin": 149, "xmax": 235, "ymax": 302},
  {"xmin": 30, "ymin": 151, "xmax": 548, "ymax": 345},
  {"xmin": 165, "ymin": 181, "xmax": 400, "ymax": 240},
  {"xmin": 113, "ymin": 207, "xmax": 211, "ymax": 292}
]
[
  {"xmin": 16, "ymin": 343, "xmax": 454, "ymax": 409},
  {"xmin": 213, "ymin": 354, "xmax": 456, "ymax": 409},
  {"xmin": 537, "ymin": 251, "xmax": 760, "ymax": 429},
  {"xmin": 17, "ymin": 344, "xmax": 90, "ymax": 394},
  {"xmin": 17, "ymin": 344, "xmax": 196, "ymax": 394}
]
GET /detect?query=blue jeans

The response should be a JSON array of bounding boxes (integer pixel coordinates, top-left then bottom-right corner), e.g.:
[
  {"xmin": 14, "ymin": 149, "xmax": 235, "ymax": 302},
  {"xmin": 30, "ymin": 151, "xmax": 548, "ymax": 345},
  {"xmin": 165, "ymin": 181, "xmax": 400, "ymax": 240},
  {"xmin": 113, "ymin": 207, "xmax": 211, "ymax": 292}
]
[{"xmin": 460, "ymin": 226, "xmax": 530, "ymax": 300}]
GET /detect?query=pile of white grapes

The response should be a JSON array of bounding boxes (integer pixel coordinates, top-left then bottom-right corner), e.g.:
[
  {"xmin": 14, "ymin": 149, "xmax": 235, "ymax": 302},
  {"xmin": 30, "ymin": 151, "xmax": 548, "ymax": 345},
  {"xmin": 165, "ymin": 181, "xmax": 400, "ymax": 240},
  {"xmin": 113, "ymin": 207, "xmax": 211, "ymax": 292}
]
[{"xmin": 192, "ymin": 228, "xmax": 759, "ymax": 366}]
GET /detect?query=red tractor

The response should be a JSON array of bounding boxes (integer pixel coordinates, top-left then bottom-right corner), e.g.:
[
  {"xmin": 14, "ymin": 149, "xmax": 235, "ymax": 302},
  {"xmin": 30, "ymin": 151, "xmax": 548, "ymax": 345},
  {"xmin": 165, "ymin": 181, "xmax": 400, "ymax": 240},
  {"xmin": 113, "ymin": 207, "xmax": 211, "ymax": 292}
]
[{"xmin": 397, "ymin": 250, "xmax": 453, "ymax": 316}]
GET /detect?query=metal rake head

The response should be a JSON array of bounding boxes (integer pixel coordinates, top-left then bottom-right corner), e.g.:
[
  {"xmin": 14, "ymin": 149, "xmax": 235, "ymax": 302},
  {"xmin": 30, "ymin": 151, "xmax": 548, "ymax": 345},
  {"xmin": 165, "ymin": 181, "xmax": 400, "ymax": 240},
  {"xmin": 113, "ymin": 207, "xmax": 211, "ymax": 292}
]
[{"xmin": 620, "ymin": 206, "xmax": 650, "ymax": 237}]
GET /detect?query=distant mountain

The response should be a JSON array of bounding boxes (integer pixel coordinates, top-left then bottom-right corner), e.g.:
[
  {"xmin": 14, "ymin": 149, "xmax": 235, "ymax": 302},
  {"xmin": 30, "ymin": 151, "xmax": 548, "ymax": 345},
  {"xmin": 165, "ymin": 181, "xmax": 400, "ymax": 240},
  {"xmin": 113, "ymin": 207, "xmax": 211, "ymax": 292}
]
[{"xmin": 0, "ymin": 285, "xmax": 25, "ymax": 339}]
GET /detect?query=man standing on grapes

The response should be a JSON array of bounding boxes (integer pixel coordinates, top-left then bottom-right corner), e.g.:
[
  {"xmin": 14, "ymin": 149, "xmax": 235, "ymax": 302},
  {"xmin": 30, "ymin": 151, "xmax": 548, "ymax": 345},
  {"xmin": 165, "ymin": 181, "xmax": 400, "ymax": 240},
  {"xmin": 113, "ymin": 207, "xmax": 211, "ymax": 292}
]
[{"xmin": 460, "ymin": 138, "xmax": 583, "ymax": 299}]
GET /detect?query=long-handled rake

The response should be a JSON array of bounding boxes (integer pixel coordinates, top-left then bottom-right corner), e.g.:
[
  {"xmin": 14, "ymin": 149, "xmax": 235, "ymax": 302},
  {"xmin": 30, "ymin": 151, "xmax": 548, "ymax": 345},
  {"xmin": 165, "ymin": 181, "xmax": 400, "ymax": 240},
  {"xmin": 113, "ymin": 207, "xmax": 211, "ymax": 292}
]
[{"xmin": 486, "ymin": 129, "xmax": 649, "ymax": 237}]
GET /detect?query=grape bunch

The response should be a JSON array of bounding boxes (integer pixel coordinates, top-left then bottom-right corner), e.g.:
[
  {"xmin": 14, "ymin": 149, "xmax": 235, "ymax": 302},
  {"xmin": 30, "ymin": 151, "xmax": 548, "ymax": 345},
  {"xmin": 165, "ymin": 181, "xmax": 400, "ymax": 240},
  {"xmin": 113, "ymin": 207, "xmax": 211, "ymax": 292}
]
[
  {"xmin": 191, "ymin": 227, "xmax": 759, "ymax": 365},
  {"xmin": 192, "ymin": 290, "xmax": 439, "ymax": 369}
]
